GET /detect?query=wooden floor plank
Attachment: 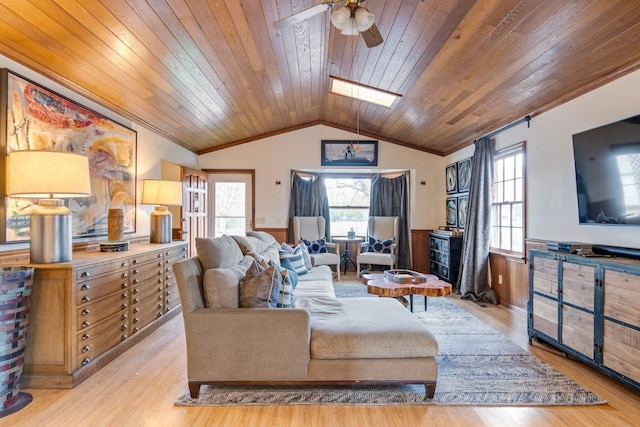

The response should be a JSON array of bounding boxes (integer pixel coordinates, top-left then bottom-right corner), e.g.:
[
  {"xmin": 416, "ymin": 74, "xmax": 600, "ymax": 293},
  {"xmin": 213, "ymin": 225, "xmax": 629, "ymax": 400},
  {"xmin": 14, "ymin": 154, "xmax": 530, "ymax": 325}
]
[{"xmin": 6, "ymin": 273, "xmax": 640, "ymax": 426}]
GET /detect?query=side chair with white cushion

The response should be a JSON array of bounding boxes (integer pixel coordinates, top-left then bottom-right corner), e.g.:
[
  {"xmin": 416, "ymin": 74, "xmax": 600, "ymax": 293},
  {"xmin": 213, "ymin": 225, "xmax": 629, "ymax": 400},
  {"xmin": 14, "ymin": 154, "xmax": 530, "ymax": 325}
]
[{"xmin": 356, "ymin": 216, "xmax": 399, "ymax": 276}]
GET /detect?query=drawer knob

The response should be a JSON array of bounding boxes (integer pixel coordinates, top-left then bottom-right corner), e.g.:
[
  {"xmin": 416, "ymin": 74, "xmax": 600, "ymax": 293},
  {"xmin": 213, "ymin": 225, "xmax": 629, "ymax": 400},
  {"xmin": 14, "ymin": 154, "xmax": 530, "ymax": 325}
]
[
  {"xmin": 133, "ymin": 259, "xmax": 139, "ymax": 264},
  {"xmin": 80, "ymin": 271, "xmax": 90, "ymax": 278},
  {"xmin": 82, "ymin": 321, "xmax": 90, "ymax": 328},
  {"xmin": 133, "ymin": 269, "xmax": 139, "ymax": 274},
  {"xmin": 121, "ymin": 293, "xmax": 128, "ymax": 300},
  {"xmin": 133, "ymin": 327, "xmax": 140, "ymax": 333},
  {"xmin": 133, "ymin": 317, "xmax": 139, "ymax": 324},
  {"xmin": 133, "ymin": 298, "xmax": 140, "ymax": 304},
  {"xmin": 121, "ymin": 303, "xmax": 128, "ymax": 310},
  {"xmin": 82, "ymin": 296, "xmax": 90, "ymax": 303},
  {"xmin": 158, "ymin": 262, "xmax": 163, "ymax": 267},
  {"xmin": 81, "ymin": 284, "xmax": 90, "ymax": 291},
  {"xmin": 157, "ymin": 278, "xmax": 163, "ymax": 284},
  {"xmin": 121, "ymin": 324, "xmax": 128, "ymax": 331},
  {"xmin": 157, "ymin": 303, "xmax": 163, "ymax": 310},
  {"xmin": 82, "ymin": 358, "xmax": 91, "ymax": 366},
  {"xmin": 121, "ymin": 262, "xmax": 127, "ymax": 268},
  {"xmin": 157, "ymin": 253, "xmax": 162, "ymax": 258},
  {"xmin": 82, "ymin": 345, "xmax": 90, "ymax": 353},
  {"xmin": 133, "ymin": 278, "xmax": 140, "ymax": 284},
  {"xmin": 133, "ymin": 288, "xmax": 139, "ymax": 294},
  {"xmin": 121, "ymin": 313, "xmax": 128, "ymax": 321},
  {"xmin": 121, "ymin": 335, "xmax": 127, "ymax": 341},
  {"xmin": 133, "ymin": 307, "xmax": 139, "ymax": 314},
  {"xmin": 82, "ymin": 308, "xmax": 90, "ymax": 315},
  {"xmin": 158, "ymin": 286, "xmax": 163, "ymax": 292},
  {"xmin": 121, "ymin": 282, "xmax": 128, "ymax": 289},
  {"xmin": 121, "ymin": 273, "xmax": 128, "ymax": 278},
  {"xmin": 82, "ymin": 333, "xmax": 90, "ymax": 340}
]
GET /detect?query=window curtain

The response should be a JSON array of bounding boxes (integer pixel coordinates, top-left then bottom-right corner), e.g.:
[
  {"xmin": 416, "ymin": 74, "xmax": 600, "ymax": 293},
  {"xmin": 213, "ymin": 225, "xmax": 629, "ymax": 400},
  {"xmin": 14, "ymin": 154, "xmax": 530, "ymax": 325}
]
[
  {"xmin": 369, "ymin": 172, "xmax": 411, "ymax": 269},
  {"xmin": 288, "ymin": 172, "xmax": 331, "ymax": 242},
  {"xmin": 455, "ymin": 138, "xmax": 498, "ymax": 304}
]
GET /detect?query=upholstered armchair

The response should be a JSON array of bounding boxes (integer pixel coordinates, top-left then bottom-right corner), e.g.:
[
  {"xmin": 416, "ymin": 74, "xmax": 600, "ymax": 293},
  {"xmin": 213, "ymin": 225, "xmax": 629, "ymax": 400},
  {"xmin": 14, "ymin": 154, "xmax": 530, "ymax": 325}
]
[
  {"xmin": 292, "ymin": 216, "xmax": 341, "ymax": 280},
  {"xmin": 356, "ymin": 216, "xmax": 399, "ymax": 276}
]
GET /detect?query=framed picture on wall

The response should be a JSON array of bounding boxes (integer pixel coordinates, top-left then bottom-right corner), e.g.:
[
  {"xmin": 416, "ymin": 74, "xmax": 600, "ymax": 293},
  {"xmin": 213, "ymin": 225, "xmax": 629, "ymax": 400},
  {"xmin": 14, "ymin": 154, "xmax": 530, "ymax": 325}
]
[
  {"xmin": 1, "ymin": 69, "xmax": 137, "ymax": 243},
  {"xmin": 457, "ymin": 157, "xmax": 472, "ymax": 193},
  {"xmin": 445, "ymin": 163, "xmax": 457, "ymax": 194},
  {"xmin": 321, "ymin": 140, "xmax": 378, "ymax": 166},
  {"xmin": 446, "ymin": 197, "xmax": 458, "ymax": 227},
  {"xmin": 457, "ymin": 195, "xmax": 469, "ymax": 229}
]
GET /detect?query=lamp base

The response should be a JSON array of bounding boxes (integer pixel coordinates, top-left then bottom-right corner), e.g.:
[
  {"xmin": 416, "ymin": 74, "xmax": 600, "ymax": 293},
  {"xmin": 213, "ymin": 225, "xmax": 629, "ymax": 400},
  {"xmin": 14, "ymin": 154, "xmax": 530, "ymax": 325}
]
[
  {"xmin": 30, "ymin": 199, "xmax": 72, "ymax": 264},
  {"xmin": 150, "ymin": 206, "xmax": 172, "ymax": 243}
]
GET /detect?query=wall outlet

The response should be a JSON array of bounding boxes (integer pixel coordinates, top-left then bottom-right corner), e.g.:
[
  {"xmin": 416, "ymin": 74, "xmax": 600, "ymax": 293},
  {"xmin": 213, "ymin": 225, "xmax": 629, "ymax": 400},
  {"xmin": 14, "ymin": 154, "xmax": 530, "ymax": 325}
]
[{"xmin": 498, "ymin": 274, "xmax": 503, "ymax": 285}]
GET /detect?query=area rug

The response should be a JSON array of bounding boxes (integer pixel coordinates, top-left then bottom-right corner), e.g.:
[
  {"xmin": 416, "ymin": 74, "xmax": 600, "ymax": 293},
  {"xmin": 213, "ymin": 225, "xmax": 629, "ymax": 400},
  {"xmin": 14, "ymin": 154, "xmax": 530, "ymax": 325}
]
[{"xmin": 174, "ymin": 284, "xmax": 606, "ymax": 406}]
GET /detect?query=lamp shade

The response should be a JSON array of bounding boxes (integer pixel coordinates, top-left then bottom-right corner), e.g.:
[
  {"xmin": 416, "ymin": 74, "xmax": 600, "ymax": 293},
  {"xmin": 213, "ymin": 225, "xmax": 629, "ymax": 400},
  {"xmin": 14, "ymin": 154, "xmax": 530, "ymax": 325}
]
[
  {"xmin": 7, "ymin": 150, "xmax": 92, "ymax": 198},
  {"xmin": 141, "ymin": 180, "xmax": 182, "ymax": 206}
]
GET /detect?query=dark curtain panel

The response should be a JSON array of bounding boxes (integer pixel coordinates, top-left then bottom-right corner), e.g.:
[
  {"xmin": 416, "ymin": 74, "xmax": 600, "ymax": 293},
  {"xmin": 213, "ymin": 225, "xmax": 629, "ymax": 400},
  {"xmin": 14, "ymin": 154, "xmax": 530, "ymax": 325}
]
[
  {"xmin": 455, "ymin": 138, "xmax": 498, "ymax": 304},
  {"xmin": 288, "ymin": 172, "xmax": 331, "ymax": 242},
  {"xmin": 369, "ymin": 172, "xmax": 411, "ymax": 269}
]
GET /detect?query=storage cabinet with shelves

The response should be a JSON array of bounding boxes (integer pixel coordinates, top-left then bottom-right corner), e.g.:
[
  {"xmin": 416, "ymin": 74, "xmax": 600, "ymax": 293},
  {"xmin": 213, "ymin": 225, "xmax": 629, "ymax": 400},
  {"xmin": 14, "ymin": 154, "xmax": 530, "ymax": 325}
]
[
  {"xmin": 528, "ymin": 248, "xmax": 640, "ymax": 392},
  {"xmin": 22, "ymin": 241, "xmax": 188, "ymax": 388},
  {"xmin": 428, "ymin": 232, "xmax": 463, "ymax": 284}
]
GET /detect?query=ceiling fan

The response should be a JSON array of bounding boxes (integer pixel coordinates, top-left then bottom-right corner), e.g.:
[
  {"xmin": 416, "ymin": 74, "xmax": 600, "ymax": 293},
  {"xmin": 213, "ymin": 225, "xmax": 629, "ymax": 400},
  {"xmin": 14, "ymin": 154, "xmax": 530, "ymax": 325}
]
[{"xmin": 274, "ymin": 0, "xmax": 384, "ymax": 48}]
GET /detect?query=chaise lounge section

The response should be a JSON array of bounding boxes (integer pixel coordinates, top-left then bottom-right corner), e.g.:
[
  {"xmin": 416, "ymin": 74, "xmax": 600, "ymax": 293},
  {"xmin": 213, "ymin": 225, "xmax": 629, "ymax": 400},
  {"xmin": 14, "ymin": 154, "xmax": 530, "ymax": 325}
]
[{"xmin": 172, "ymin": 233, "xmax": 439, "ymax": 399}]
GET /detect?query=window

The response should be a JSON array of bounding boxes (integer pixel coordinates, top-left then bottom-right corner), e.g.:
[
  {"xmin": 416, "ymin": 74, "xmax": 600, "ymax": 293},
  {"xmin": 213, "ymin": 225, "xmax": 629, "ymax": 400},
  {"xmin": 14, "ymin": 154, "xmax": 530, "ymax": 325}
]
[
  {"xmin": 324, "ymin": 176, "xmax": 372, "ymax": 236},
  {"xmin": 213, "ymin": 181, "xmax": 246, "ymax": 237},
  {"xmin": 491, "ymin": 143, "xmax": 525, "ymax": 255}
]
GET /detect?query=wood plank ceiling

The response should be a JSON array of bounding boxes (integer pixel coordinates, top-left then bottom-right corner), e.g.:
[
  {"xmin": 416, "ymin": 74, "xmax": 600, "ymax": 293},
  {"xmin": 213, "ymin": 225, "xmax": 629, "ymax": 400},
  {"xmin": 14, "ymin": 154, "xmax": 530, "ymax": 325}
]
[{"xmin": 1, "ymin": 0, "xmax": 639, "ymax": 156}]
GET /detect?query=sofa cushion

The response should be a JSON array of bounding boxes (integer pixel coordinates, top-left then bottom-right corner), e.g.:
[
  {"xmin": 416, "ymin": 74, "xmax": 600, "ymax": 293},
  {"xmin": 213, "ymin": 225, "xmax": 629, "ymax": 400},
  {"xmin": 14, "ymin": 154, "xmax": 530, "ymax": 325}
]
[
  {"xmin": 366, "ymin": 236, "xmax": 395, "ymax": 253},
  {"xmin": 232, "ymin": 235, "xmax": 281, "ymax": 266},
  {"xmin": 294, "ymin": 280, "xmax": 335, "ymax": 299},
  {"xmin": 295, "ymin": 297, "xmax": 438, "ymax": 359},
  {"xmin": 196, "ymin": 235, "xmax": 244, "ymax": 270},
  {"xmin": 294, "ymin": 243, "xmax": 313, "ymax": 270},
  {"xmin": 246, "ymin": 230, "xmax": 279, "ymax": 246},
  {"xmin": 203, "ymin": 255, "xmax": 256, "ymax": 308},
  {"xmin": 301, "ymin": 237, "xmax": 328, "ymax": 254},
  {"xmin": 298, "ymin": 264, "xmax": 333, "ymax": 283},
  {"xmin": 239, "ymin": 264, "xmax": 281, "ymax": 308}
]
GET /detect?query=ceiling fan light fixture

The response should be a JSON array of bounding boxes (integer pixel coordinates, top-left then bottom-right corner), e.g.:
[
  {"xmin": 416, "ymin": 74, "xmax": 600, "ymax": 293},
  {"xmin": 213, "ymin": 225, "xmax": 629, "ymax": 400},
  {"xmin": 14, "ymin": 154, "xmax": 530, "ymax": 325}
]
[
  {"xmin": 330, "ymin": 6, "xmax": 351, "ymax": 30},
  {"xmin": 340, "ymin": 18, "xmax": 360, "ymax": 36},
  {"xmin": 355, "ymin": 8, "xmax": 375, "ymax": 32}
]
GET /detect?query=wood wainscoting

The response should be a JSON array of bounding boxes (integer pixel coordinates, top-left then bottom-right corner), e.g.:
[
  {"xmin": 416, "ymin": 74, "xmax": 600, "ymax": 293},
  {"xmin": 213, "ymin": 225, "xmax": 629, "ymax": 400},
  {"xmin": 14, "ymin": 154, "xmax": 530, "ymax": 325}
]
[{"xmin": 489, "ymin": 239, "xmax": 548, "ymax": 313}]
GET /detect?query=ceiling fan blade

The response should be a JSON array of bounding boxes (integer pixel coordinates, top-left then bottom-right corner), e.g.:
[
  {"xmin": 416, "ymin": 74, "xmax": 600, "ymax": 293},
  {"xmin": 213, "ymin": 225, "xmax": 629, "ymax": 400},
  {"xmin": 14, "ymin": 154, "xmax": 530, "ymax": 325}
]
[
  {"xmin": 273, "ymin": 1, "xmax": 341, "ymax": 29},
  {"xmin": 361, "ymin": 22, "xmax": 383, "ymax": 48}
]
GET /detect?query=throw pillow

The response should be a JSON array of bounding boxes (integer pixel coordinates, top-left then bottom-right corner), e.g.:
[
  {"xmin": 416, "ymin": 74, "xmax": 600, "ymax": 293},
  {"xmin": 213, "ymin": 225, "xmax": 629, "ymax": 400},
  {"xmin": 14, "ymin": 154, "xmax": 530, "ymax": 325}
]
[
  {"xmin": 202, "ymin": 256, "xmax": 257, "ymax": 308},
  {"xmin": 294, "ymin": 243, "xmax": 313, "ymax": 270},
  {"xmin": 196, "ymin": 235, "xmax": 244, "ymax": 270},
  {"xmin": 301, "ymin": 237, "xmax": 328, "ymax": 254},
  {"xmin": 274, "ymin": 265, "xmax": 296, "ymax": 308},
  {"xmin": 239, "ymin": 264, "xmax": 281, "ymax": 308},
  {"xmin": 280, "ymin": 253, "xmax": 308, "ymax": 276},
  {"xmin": 366, "ymin": 236, "xmax": 396, "ymax": 253}
]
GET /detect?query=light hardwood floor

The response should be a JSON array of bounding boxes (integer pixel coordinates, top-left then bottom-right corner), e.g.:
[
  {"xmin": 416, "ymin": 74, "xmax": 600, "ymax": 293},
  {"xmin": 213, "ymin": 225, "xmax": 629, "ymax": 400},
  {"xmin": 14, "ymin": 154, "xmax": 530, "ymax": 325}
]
[{"xmin": 5, "ymin": 273, "xmax": 640, "ymax": 427}]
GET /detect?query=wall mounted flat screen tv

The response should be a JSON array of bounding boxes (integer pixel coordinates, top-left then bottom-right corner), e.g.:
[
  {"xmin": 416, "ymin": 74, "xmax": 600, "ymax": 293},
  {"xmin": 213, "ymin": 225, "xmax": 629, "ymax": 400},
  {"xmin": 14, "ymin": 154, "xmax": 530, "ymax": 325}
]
[{"xmin": 572, "ymin": 114, "xmax": 640, "ymax": 226}]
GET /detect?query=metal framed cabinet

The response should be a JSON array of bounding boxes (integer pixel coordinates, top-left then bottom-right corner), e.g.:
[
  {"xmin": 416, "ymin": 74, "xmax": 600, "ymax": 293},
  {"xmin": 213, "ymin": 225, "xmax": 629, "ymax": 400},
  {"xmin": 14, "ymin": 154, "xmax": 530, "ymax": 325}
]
[{"xmin": 528, "ymin": 249, "xmax": 640, "ymax": 392}]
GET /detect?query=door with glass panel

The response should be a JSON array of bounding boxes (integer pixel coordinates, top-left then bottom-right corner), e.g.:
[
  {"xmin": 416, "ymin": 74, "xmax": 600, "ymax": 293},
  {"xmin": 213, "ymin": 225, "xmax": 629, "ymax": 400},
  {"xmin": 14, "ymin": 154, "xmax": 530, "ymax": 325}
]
[{"xmin": 208, "ymin": 173, "xmax": 253, "ymax": 238}]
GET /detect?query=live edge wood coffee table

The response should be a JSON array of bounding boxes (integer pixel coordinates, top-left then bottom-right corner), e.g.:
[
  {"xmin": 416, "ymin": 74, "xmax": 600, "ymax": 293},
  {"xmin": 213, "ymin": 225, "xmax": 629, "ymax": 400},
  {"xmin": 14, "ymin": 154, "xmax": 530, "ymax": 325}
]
[{"xmin": 362, "ymin": 272, "xmax": 452, "ymax": 312}]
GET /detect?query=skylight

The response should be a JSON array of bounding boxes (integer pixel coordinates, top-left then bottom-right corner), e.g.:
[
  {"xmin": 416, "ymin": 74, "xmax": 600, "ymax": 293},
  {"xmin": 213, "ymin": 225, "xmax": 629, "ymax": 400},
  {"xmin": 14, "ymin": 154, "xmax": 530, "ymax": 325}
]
[{"xmin": 330, "ymin": 76, "xmax": 401, "ymax": 108}]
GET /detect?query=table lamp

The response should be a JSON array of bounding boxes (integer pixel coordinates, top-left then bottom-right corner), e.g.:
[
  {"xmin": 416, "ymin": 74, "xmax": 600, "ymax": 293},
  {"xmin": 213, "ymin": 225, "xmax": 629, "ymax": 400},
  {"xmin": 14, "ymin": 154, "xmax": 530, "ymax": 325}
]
[
  {"xmin": 141, "ymin": 179, "xmax": 182, "ymax": 243},
  {"xmin": 7, "ymin": 150, "xmax": 92, "ymax": 263}
]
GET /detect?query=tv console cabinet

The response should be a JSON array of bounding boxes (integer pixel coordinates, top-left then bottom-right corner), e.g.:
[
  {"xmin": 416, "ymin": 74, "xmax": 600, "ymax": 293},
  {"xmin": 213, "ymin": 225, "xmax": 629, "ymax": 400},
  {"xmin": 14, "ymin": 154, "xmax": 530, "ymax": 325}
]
[
  {"xmin": 20, "ymin": 241, "xmax": 188, "ymax": 388},
  {"xmin": 529, "ymin": 248, "xmax": 640, "ymax": 392},
  {"xmin": 428, "ymin": 232, "xmax": 462, "ymax": 284}
]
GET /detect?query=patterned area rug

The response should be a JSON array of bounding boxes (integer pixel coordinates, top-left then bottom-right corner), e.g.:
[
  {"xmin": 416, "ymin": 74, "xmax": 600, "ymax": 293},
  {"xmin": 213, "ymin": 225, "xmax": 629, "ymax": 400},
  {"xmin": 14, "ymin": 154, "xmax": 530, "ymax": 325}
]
[{"xmin": 174, "ymin": 283, "xmax": 606, "ymax": 406}]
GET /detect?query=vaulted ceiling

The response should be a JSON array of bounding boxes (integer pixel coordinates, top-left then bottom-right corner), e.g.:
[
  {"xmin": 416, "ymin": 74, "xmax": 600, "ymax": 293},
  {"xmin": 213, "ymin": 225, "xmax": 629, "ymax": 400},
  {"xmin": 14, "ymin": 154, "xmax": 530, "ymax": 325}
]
[{"xmin": 1, "ymin": 0, "xmax": 639, "ymax": 156}]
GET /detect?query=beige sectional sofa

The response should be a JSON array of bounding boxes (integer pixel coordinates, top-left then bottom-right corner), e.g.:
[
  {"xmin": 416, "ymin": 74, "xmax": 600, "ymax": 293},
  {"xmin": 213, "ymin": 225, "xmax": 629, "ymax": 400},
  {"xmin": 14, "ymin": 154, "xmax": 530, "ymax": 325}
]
[{"xmin": 172, "ymin": 232, "xmax": 439, "ymax": 399}]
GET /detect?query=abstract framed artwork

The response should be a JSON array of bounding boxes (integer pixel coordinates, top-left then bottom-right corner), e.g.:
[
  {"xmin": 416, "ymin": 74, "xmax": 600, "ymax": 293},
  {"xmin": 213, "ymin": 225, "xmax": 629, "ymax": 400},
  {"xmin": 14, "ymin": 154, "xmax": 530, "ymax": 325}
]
[
  {"xmin": 457, "ymin": 157, "xmax": 472, "ymax": 193},
  {"xmin": 457, "ymin": 195, "xmax": 469, "ymax": 229},
  {"xmin": 1, "ymin": 69, "xmax": 137, "ymax": 242},
  {"xmin": 321, "ymin": 140, "xmax": 378, "ymax": 166},
  {"xmin": 445, "ymin": 163, "xmax": 457, "ymax": 194},
  {"xmin": 446, "ymin": 197, "xmax": 458, "ymax": 227}
]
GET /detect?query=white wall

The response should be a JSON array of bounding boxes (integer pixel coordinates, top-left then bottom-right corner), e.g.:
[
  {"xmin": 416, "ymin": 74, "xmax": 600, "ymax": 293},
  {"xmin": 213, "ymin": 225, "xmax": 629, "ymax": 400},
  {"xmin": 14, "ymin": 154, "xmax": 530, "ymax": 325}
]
[
  {"xmin": 450, "ymin": 68, "xmax": 640, "ymax": 249},
  {"xmin": 0, "ymin": 55, "xmax": 199, "ymax": 249},
  {"xmin": 199, "ymin": 125, "xmax": 446, "ymax": 229}
]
